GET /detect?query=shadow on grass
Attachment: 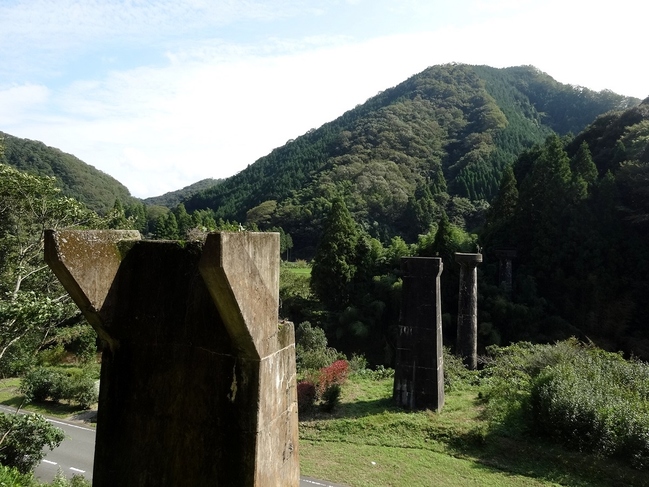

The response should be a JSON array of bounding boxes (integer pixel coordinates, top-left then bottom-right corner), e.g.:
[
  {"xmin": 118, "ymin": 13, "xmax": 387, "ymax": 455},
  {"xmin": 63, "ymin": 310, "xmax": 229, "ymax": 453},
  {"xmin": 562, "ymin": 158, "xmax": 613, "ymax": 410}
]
[
  {"xmin": 299, "ymin": 396, "xmax": 397, "ymax": 422},
  {"xmin": 302, "ymin": 389, "xmax": 649, "ymax": 487},
  {"xmin": 444, "ymin": 397, "xmax": 649, "ymax": 487},
  {"xmin": 457, "ymin": 432, "xmax": 649, "ymax": 487},
  {"xmin": 1, "ymin": 396, "xmax": 88, "ymax": 418}
]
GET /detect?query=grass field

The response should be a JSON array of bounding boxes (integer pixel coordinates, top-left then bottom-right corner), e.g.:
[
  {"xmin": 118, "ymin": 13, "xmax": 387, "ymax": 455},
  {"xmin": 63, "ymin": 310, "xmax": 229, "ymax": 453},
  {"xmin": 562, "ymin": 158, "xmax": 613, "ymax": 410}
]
[
  {"xmin": 2, "ymin": 372, "xmax": 647, "ymax": 486},
  {"xmin": 285, "ymin": 266, "xmax": 311, "ymax": 276},
  {"xmin": 299, "ymin": 375, "xmax": 649, "ymax": 487},
  {"xmin": 0, "ymin": 377, "xmax": 90, "ymax": 419}
]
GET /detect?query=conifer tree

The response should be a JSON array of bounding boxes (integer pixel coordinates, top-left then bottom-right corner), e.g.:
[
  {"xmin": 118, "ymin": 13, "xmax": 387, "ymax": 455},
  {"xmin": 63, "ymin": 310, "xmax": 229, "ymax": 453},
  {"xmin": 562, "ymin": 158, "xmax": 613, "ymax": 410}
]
[
  {"xmin": 310, "ymin": 198, "xmax": 359, "ymax": 310},
  {"xmin": 173, "ymin": 203, "xmax": 193, "ymax": 238},
  {"xmin": 488, "ymin": 165, "xmax": 518, "ymax": 223},
  {"xmin": 432, "ymin": 210, "xmax": 455, "ymax": 260},
  {"xmin": 155, "ymin": 212, "xmax": 179, "ymax": 240},
  {"xmin": 483, "ymin": 164, "xmax": 519, "ymax": 248},
  {"xmin": 572, "ymin": 141, "xmax": 598, "ymax": 186}
]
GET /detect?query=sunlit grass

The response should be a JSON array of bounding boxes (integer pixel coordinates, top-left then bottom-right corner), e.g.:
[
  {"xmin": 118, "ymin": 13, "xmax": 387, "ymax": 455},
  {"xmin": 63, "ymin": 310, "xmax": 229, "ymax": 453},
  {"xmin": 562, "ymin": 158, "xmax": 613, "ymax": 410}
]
[
  {"xmin": 299, "ymin": 375, "xmax": 649, "ymax": 487},
  {"xmin": 286, "ymin": 266, "xmax": 311, "ymax": 276},
  {"xmin": 0, "ymin": 377, "xmax": 89, "ymax": 419}
]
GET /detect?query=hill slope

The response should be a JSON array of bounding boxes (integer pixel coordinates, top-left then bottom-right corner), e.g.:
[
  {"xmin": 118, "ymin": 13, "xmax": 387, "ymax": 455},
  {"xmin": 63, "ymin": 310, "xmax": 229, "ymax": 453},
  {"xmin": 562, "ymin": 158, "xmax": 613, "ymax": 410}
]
[
  {"xmin": 0, "ymin": 132, "xmax": 133, "ymax": 214},
  {"xmin": 143, "ymin": 178, "xmax": 223, "ymax": 208},
  {"xmin": 184, "ymin": 64, "xmax": 639, "ymax": 254}
]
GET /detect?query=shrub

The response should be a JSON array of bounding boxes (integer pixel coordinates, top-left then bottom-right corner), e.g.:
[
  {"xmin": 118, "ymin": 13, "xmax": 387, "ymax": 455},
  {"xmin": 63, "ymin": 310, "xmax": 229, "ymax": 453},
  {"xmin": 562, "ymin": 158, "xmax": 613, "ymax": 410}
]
[
  {"xmin": 480, "ymin": 339, "xmax": 649, "ymax": 470},
  {"xmin": 20, "ymin": 367, "xmax": 62, "ymax": 402},
  {"xmin": 37, "ymin": 345, "xmax": 68, "ymax": 367},
  {"xmin": 355, "ymin": 365, "xmax": 394, "ymax": 380},
  {"xmin": 20, "ymin": 367, "xmax": 98, "ymax": 408},
  {"xmin": 317, "ymin": 360, "xmax": 349, "ymax": 397},
  {"xmin": 0, "ymin": 413, "xmax": 65, "ymax": 474},
  {"xmin": 0, "ymin": 464, "xmax": 38, "ymax": 487},
  {"xmin": 530, "ymin": 348, "xmax": 649, "ymax": 469},
  {"xmin": 348, "ymin": 353, "xmax": 368, "ymax": 374},
  {"xmin": 297, "ymin": 380, "xmax": 316, "ymax": 414},
  {"xmin": 67, "ymin": 372, "xmax": 99, "ymax": 409},
  {"xmin": 320, "ymin": 383, "xmax": 342, "ymax": 412},
  {"xmin": 479, "ymin": 340, "xmax": 582, "ymax": 428},
  {"xmin": 295, "ymin": 322, "xmax": 342, "ymax": 372},
  {"xmin": 69, "ymin": 475, "xmax": 92, "ymax": 487},
  {"xmin": 51, "ymin": 469, "xmax": 91, "ymax": 487},
  {"xmin": 443, "ymin": 347, "xmax": 477, "ymax": 391},
  {"xmin": 316, "ymin": 360, "xmax": 349, "ymax": 412}
]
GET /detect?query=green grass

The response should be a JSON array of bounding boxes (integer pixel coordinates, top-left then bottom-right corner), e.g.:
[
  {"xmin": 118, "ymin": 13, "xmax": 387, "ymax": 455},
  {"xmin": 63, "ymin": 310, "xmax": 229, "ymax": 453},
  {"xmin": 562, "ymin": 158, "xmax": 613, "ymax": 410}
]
[
  {"xmin": 286, "ymin": 266, "xmax": 311, "ymax": 277},
  {"xmin": 299, "ymin": 375, "xmax": 649, "ymax": 487},
  {"xmin": 0, "ymin": 378, "xmax": 90, "ymax": 419},
  {"xmin": 2, "ymin": 370, "xmax": 646, "ymax": 486}
]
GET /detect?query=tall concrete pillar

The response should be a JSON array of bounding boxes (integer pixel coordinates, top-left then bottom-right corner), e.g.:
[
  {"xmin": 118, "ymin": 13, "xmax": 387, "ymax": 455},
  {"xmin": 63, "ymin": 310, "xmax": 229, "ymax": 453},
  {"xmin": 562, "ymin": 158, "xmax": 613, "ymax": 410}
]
[
  {"xmin": 455, "ymin": 252, "xmax": 482, "ymax": 370},
  {"xmin": 393, "ymin": 257, "xmax": 444, "ymax": 412},
  {"xmin": 494, "ymin": 248, "xmax": 517, "ymax": 297},
  {"xmin": 44, "ymin": 230, "xmax": 299, "ymax": 487}
]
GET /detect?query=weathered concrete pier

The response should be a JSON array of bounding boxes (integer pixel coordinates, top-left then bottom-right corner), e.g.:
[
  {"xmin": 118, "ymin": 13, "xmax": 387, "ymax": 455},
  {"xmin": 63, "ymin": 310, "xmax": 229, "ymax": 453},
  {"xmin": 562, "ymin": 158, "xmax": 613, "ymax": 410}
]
[
  {"xmin": 393, "ymin": 257, "xmax": 444, "ymax": 412},
  {"xmin": 494, "ymin": 247, "xmax": 517, "ymax": 297},
  {"xmin": 45, "ymin": 230, "xmax": 299, "ymax": 487},
  {"xmin": 455, "ymin": 252, "xmax": 482, "ymax": 370}
]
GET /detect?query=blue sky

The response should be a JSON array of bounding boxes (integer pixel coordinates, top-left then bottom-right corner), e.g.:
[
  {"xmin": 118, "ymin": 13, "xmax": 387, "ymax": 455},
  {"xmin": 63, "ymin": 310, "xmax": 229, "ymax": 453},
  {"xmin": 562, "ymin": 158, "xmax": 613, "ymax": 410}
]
[{"xmin": 0, "ymin": 0, "xmax": 646, "ymax": 198}]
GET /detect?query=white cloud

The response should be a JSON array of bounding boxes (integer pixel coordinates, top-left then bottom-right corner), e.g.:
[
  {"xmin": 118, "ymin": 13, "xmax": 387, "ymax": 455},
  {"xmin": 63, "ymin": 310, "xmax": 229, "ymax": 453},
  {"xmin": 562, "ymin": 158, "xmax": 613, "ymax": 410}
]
[
  {"xmin": 1, "ymin": 0, "xmax": 646, "ymax": 198},
  {"xmin": 0, "ymin": 84, "xmax": 50, "ymax": 126}
]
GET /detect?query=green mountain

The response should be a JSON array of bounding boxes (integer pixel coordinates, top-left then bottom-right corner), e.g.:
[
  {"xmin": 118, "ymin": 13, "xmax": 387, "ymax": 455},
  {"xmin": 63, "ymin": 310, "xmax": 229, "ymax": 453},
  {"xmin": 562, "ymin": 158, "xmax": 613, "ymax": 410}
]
[
  {"xmin": 143, "ymin": 178, "xmax": 223, "ymax": 208},
  {"xmin": 0, "ymin": 131, "xmax": 133, "ymax": 214},
  {"xmin": 184, "ymin": 64, "xmax": 639, "ymax": 256}
]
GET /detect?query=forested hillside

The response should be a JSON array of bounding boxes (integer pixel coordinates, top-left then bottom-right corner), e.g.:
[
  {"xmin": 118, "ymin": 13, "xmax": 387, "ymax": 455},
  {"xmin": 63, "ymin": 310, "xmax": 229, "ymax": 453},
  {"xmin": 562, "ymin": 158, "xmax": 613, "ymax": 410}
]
[
  {"xmin": 481, "ymin": 98, "xmax": 649, "ymax": 357},
  {"xmin": 143, "ymin": 178, "xmax": 223, "ymax": 208},
  {"xmin": 0, "ymin": 131, "xmax": 133, "ymax": 214},
  {"xmin": 184, "ymin": 64, "xmax": 639, "ymax": 256}
]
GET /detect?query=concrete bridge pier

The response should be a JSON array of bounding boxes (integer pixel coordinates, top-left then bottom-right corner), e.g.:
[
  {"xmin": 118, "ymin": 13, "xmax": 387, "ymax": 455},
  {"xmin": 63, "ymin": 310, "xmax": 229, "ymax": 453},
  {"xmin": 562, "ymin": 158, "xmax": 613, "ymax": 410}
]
[
  {"xmin": 455, "ymin": 252, "xmax": 482, "ymax": 370},
  {"xmin": 44, "ymin": 230, "xmax": 299, "ymax": 487},
  {"xmin": 392, "ymin": 257, "xmax": 444, "ymax": 412}
]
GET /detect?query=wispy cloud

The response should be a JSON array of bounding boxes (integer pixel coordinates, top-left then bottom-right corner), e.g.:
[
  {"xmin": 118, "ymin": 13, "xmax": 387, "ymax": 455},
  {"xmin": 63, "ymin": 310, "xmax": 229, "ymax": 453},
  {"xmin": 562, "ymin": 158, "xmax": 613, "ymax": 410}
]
[{"xmin": 0, "ymin": 0, "xmax": 646, "ymax": 198}]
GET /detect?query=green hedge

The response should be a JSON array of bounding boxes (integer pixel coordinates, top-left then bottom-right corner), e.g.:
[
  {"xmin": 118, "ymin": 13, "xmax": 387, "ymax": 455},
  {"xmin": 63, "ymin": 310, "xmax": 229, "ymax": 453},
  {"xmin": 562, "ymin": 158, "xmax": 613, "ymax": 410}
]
[{"xmin": 20, "ymin": 367, "xmax": 98, "ymax": 409}]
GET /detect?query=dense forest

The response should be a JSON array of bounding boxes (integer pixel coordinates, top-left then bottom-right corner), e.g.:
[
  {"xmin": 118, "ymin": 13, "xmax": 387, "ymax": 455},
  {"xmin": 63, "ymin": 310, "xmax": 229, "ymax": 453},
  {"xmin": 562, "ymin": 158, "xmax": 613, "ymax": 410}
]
[
  {"xmin": 481, "ymin": 99, "xmax": 649, "ymax": 358},
  {"xmin": 143, "ymin": 178, "xmax": 223, "ymax": 208},
  {"xmin": 183, "ymin": 64, "xmax": 639, "ymax": 256}
]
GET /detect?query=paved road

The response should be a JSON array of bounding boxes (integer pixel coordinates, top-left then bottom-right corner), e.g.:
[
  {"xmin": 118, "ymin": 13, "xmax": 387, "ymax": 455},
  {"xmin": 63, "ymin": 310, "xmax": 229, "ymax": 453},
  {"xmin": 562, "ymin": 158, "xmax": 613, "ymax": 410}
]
[
  {"xmin": 33, "ymin": 416, "xmax": 95, "ymax": 481},
  {"xmin": 0, "ymin": 407, "xmax": 345, "ymax": 486}
]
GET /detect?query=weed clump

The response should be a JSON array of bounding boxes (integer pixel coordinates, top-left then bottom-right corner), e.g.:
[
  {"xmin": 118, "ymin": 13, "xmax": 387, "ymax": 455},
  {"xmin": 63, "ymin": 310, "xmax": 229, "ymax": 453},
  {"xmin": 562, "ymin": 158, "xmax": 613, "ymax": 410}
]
[
  {"xmin": 297, "ymin": 380, "xmax": 317, "ymax": 414},
  {"xmin": 479, "ymin": 339, "xmax": 649, "ymax": 470}
]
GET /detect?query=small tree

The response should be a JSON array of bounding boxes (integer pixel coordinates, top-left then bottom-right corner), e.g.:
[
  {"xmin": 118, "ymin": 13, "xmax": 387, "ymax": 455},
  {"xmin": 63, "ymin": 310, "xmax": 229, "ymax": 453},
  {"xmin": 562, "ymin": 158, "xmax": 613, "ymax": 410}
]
[{"xmin": 0, "ymin": 163, "xmax": 100, "ymax": 372}]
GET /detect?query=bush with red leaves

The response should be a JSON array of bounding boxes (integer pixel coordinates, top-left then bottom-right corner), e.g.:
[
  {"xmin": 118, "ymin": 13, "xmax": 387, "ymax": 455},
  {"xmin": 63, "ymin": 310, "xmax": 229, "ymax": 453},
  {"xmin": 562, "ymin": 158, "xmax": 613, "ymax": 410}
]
[{"xmin": 317, "ymin": 360, "xmax": 349, "ymax": 411}]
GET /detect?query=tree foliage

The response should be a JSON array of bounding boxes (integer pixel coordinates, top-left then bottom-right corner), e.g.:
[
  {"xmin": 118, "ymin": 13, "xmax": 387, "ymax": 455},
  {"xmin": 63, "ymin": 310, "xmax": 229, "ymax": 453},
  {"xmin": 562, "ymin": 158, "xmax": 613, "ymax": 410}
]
[
  {"xmin": 182, "ymin": 64, "xmax": 636, "ymax": 258},
  {"xmin": 0, "ymin": 162, "xmax": 101, "ymax": 373},
  {"xmin": 0, "ymin": 412, "xmax": 65, "ymax": 474},
  {"xmin": 481, "ymin": 99, "xmax": 649, "ymax": 356},
  {"xmin": 311, "ymin": 198, "xmax": 360, "ymax": 310}
]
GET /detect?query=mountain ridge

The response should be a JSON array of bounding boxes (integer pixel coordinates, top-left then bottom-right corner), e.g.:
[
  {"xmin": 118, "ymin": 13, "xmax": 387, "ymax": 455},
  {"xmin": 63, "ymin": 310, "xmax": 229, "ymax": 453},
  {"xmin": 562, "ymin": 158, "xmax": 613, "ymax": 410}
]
[
  {"xmin": 0, "ymin": 131, "xmax": 134, "ymax": 214},
  {"xmin": 182, "ymin": 63, "xmax": 639, "ymax": 255}
]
